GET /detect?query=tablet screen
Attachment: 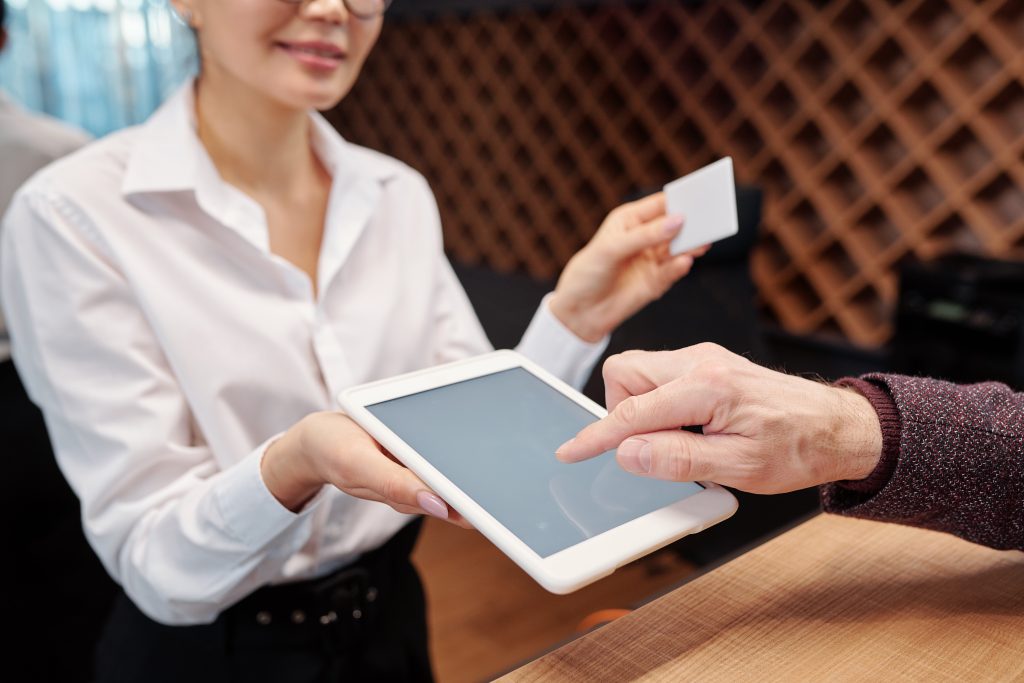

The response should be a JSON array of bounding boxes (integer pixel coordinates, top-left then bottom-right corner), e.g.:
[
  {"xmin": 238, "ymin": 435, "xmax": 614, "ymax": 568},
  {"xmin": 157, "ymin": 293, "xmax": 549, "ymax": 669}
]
[{"xmin": 367, "ymin": 367, "xmax": 704, "ymax": 557}]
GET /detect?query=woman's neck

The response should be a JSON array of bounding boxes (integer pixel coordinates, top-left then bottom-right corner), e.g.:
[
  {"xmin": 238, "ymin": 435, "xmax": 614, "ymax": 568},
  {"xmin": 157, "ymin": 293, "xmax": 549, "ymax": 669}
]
[{"xmin": 194, "ymin": 71, "xmax": 320, "ymax": 199}]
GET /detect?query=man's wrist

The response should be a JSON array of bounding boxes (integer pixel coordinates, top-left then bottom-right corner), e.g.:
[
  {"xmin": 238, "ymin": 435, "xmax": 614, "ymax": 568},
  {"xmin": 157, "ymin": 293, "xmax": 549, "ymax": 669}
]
[
  {"xmin": 834, "ymin": 387, "xmax": 884, "ymax": 482},
  {"xmin": 832, "ymin": 378, "xmax": 902, "ymax": 493}
]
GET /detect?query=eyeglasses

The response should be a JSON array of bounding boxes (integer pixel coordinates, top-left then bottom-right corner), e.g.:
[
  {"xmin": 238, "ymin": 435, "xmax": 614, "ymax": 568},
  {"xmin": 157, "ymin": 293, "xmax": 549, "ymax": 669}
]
[{"xmin": 275, "ymin": 0, "xmax": 393, "ymax": 21}]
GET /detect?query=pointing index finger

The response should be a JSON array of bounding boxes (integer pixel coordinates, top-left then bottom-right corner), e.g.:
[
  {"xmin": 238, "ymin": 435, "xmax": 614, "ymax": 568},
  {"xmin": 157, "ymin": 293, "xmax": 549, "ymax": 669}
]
[{"xmin": 557, "ymin": 376, "xmax": 716, "ymax": 463}]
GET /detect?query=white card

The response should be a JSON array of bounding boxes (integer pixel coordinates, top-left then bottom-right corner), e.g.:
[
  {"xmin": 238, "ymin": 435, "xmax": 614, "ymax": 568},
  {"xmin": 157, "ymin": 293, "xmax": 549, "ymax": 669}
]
[{"xmin": 665, "ymin": 157, "xmax": 739, "ymax": 256}]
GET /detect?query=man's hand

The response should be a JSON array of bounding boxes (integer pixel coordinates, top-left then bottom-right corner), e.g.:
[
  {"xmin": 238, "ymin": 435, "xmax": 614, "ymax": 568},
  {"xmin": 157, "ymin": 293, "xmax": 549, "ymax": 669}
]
[{"xmin": 555, "ymin": 344, "xmax": 883, "ymax": 493}]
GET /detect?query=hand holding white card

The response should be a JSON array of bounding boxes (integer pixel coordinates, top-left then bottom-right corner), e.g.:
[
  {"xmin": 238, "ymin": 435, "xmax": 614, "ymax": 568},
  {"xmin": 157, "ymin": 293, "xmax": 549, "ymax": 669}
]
[{"xmin": 665, "ymin": 157, "xmax": 739, "ymax": 256}]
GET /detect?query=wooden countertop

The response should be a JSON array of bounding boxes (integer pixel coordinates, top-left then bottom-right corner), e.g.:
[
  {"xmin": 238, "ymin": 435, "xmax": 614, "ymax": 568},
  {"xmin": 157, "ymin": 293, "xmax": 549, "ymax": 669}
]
[{"xmin": 501, "ymin": 514, "xmax": 1024, "ymax": 682}]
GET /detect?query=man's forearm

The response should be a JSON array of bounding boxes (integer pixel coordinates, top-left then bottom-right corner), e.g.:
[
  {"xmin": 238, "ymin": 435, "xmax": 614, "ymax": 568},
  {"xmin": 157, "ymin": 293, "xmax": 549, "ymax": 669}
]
[{"xmin": 822, "ymin": 374, "xmax": 1024, "ymax": 551}]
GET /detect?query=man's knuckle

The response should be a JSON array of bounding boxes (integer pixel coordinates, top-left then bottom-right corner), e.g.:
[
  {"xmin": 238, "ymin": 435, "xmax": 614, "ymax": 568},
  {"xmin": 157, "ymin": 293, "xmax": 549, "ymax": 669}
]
[
  {"xmin": 663, "ymin": 445, "xmax": 694, "ymax": 481},
  {"xmin": 603, "ymin": 353, "xmax": 628, "ymax": 378},
  {"xmin": 695, "ymin": 361, "xmax": 731, "ymax": 389},
  {"xmin": 616, "ymin": 396, "xmax": 642, "ymax": 424},
  {"xmin": 694, "ymin": 341, "xmax": 721, "ymax": 356}
]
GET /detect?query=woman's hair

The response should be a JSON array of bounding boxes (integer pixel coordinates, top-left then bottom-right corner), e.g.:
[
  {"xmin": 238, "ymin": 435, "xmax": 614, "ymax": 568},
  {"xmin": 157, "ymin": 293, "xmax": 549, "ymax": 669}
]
[{"xmin": 1, "ymin": 1, "xmax": 6, "ymax": 29}]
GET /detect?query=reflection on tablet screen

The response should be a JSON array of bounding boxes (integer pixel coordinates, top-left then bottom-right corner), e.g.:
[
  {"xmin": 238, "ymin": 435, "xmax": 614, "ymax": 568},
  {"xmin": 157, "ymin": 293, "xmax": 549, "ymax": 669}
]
[{"xmin": 367, "ymin": 368, "xmax": 704, "ymax": 557}]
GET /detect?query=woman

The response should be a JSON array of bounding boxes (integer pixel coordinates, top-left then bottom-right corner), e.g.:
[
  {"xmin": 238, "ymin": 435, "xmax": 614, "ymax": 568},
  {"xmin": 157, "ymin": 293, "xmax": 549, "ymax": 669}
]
[{"xmin": 0, "ymin": 0, "xmax": 705, "ymax": 680}]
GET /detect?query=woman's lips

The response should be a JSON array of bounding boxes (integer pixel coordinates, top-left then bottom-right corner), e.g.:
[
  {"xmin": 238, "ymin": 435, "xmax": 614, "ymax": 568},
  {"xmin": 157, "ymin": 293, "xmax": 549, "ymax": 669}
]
[{"xmin": 276, "ymin": 41, "xmax": 347, "ymax": 71}]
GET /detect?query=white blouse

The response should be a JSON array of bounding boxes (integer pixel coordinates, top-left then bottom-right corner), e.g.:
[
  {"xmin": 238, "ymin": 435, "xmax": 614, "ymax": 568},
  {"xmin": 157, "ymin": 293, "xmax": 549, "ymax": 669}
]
[
  {"xmin": 0, "ymin": 82, "xmax": 607, "ymax": 625},
  {"xmin": 0, "ymin": 90, "xmax": 91, "ymax": 361}
]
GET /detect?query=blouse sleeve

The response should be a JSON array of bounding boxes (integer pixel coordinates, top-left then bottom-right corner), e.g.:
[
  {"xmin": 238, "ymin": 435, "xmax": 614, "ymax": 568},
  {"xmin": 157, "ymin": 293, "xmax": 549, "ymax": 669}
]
[{"xmin": 1, "ymin": 185, "xmax": 327, "ymax": 625}]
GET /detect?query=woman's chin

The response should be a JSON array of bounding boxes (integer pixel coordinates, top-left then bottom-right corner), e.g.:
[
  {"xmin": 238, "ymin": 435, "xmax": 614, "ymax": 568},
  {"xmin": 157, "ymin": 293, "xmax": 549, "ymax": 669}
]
[{"xmin": 281, "ymin": 82, "xmax": 351, "ymax": 113}]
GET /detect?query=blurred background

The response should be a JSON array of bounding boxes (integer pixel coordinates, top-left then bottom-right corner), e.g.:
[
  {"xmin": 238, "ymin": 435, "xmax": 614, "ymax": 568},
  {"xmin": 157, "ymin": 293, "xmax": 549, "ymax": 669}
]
[
  {"xmin": 3, "ymin": 0, "xmax": 1023, "ymax": 681},
  {"xmin": 1, "ymin": 0, "xmax": 194, "ymax": 134}
]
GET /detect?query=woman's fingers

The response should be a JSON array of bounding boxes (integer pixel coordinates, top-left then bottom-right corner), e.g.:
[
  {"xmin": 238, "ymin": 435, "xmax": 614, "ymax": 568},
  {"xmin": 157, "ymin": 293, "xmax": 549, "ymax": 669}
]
[
  {"xmin": 604, "ymin": 213, "xmax": 684, "ymax": 260},
  {"xmin": 379, "ymin": 464, "xmax": 450, "ymax": 519},
  {"xmin": 599, "ymin": 193, "xmax": 715, "ymax": 264},
  {"xmin": 336, "ymin": 430, "xmax": 454, "ymax": 520},
  {"xmin": 391, "ymin": 502, "xmax": 474, "ymax": 529},
  {"xmin": 446, "ymin": 509, "xmax": 474, "ymax": 529},
  {"xmin": 303, "ymin": 414, "xmax": 467, "ymax": 526},
  {"xmin": 658, "ymin": 254, "xmax": 695, "ymax": 287},
  {"xmin": 653, "ymin": 242, "xmax": 672, "ymax": 262},
  {"xmin": 625, "ymin": 191, "xmax": 667, "ymax": 222}
]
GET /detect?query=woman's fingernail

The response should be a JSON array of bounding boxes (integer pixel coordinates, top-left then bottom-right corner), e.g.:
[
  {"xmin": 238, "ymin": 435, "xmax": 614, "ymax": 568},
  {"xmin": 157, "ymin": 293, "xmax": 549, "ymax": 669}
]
[
  {"xmin": 619, "ymin": 438, "xmax": 652, "ymax": 473},
  {"xmin": 555, "ymin": 437, "xmax": 576, "ymax": 458},
  {"xmin": 417, "ymin": 491, "xmax": 449, "ymax": 520},
  {"xmin": 663, "ymin": 215, "xmax": 685, "ymax": 235}
]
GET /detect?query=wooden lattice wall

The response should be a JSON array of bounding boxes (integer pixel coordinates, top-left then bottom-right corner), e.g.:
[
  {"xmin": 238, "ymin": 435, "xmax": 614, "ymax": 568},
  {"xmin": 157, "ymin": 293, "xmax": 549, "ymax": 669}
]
[{"xmin": 329, "ymin": 0, "xmax": 1024, "ymax": 347}]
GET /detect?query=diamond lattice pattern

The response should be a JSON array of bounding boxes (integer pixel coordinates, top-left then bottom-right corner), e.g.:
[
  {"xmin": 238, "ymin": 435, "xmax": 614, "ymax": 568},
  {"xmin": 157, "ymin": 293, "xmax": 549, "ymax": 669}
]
[{"xmin": 328, "ymin": 0, "xmax": 1024, "ymax": 347}]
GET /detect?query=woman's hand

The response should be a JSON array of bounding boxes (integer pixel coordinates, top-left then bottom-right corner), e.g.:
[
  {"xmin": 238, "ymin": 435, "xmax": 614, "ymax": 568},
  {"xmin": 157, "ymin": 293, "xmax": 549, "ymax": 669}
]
[
  {"xmin": 548, "ymin": 192, "xmax": 709, "ymax": 343},
  {"xmin": 555, "ymin": 344, "xmax": 883, "ymax": 493},
  {"xmin": 262, "ymin": 412, "xmax": 471, "ymax": 527}
]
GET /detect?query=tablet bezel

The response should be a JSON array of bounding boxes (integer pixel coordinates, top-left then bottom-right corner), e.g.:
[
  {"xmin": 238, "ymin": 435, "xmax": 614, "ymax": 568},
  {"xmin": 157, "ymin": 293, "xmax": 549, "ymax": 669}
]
[{"xmin": 338, "ymin": 350, "xmax": 738, "ymax": 594}]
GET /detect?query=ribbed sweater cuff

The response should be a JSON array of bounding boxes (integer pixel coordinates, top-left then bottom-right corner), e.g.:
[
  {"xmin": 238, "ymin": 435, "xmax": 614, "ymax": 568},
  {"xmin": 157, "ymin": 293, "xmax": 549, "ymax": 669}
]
[{"xmin": 833, "ymin": 377, "xmax": 901, "ymax": 494}]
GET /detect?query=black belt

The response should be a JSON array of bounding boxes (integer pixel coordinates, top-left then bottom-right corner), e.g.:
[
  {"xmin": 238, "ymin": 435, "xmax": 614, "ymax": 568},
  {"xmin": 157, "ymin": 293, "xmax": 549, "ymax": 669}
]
[
  {"xmin": 223, "ymin": 519, "xmax": 422, "ymax": 650},
  {"xmin": 229, "ymin": 564, "xmax": 376, "ymax": 632}
]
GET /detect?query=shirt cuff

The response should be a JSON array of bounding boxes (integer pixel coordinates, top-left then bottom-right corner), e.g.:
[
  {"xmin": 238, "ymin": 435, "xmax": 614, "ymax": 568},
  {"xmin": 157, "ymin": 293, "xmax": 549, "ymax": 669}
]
[
  {"xmin": 515, "ymin": 293, "xmax": 610, "ymax": 390},
  {"xmin": 213, "ymin": 434, "xmax": 327, "ymax": 549}
]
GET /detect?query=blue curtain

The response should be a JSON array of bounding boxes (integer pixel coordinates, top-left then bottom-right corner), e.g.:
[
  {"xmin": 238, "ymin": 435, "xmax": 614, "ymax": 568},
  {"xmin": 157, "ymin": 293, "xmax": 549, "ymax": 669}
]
[{"xmin": 0, "ymin": 0, "xmax": 195, "ymax": 137}]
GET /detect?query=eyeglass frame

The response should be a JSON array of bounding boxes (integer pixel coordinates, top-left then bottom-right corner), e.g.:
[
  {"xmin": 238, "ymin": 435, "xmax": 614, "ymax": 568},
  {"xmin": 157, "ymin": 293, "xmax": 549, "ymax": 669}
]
[{"xmin": 274, "ymin": 0, "xmax": 393, "ymax": 21}]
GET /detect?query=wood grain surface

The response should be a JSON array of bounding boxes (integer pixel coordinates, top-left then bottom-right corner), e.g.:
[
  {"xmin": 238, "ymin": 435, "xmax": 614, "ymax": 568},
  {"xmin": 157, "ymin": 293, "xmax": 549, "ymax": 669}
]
[
  {"xmin": 501, "ymin": 514, "xmax": 1024, "ymax": 682},
  {"xmin": 412, "ymin": 518, "xmax": 696, "ymax": 683}
]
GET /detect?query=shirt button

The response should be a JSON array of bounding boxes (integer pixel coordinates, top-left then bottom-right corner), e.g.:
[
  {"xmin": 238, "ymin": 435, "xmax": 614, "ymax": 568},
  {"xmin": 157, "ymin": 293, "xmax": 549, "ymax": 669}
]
[
  {"xmin": 256, "ymin": 611, "xmax": 272, "ymax": 626},
  {"xmin": 291, "ymin": 610, "xmax": 306, "ymax": 625},
  {"xmin": 319, "ymin": 610, "xmax": 338, "ymax": 625}
]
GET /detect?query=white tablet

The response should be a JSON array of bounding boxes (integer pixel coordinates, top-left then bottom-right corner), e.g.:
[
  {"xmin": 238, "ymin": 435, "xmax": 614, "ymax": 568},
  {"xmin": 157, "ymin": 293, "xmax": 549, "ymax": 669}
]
[{"xmin": 338, "ymin": 350, "xmax": 738, "ymax": 594}]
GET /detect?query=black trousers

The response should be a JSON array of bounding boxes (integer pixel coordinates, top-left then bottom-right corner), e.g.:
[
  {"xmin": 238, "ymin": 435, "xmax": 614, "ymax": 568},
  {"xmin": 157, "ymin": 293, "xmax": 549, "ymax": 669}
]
[{"xmin": 95, "ymin": 520, "xmax": 433, "ymax": 683}]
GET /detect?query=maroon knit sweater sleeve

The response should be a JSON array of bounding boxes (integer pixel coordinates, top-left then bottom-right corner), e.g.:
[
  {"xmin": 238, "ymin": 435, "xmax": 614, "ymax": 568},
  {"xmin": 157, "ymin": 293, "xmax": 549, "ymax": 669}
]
[{"xmin": 820, "ymin": 374, "xmax": 1024, "ymax": 551}]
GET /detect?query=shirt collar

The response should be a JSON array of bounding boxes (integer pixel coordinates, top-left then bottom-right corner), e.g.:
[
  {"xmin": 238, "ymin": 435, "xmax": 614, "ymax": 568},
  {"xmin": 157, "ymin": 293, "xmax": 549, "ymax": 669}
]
[
  {"xmin": 121, "ymin": 80, "xmax": 400, "ymax": 288},
  {"xmin": 121, "ymin": 79, "xmax": 398, "ymax": 201}
]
